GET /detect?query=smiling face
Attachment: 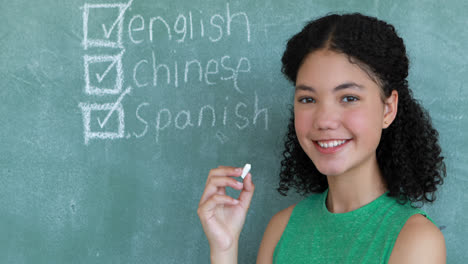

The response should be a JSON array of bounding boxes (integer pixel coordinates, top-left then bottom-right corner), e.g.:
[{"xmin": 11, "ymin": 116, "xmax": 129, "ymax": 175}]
[{"xmin": 294, "ymin": 49, "xmax": 396, "ymax": 177}]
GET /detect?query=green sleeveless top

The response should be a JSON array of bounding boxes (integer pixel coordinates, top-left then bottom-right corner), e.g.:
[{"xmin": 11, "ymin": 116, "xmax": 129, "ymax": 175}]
[{"xmin": 273, "ymin": 189, "xmax": 435, "ymax": 263}]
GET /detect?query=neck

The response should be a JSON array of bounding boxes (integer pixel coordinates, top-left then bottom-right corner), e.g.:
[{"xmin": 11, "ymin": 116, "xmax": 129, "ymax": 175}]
[{"xmin": 325, "ymin": 156, "xmax": 387, "ymax": 214}]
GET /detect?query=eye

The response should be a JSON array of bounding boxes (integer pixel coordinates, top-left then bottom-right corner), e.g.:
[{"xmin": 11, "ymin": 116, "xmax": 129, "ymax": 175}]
[
  {"xmin": 342, "ymin": 96, "xmax": 359, "ymax": 103},
  {"xmin": 298, "ymin": 97, "xmax": 316, "ymax": 104}
]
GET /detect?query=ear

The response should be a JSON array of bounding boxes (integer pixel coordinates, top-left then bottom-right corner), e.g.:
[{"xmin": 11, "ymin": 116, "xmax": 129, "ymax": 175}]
[{"xmin": 383, "ymin": 90, "xmax": 398, "ymax": 129}]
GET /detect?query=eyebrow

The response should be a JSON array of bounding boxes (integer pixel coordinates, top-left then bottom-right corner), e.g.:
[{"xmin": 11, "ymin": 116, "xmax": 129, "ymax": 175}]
[{"xmin": 295, "ymin": 82, "xmax": 365, "ymax": 93}]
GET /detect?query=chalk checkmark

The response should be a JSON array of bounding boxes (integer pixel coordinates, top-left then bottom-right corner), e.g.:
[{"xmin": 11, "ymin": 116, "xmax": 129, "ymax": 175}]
[
  {"xmin": 97, "ymin": 86, "xmax": 132, "ymax": 128},
  {"xmin": 95, "ymin": 59, "xmax": 118, "ymax": 83},
  {"xmin": 101, "ymin": 0, "xmax": 134, "ymax": 39}
]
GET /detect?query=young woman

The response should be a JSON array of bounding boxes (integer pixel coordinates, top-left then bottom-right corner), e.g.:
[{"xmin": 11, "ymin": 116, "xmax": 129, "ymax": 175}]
[{"xmin": 197, "ymin": 13, "xmax": 446, "ymax": 263}]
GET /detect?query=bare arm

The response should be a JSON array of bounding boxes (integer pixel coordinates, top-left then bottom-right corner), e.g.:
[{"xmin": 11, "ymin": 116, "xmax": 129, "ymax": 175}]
[
  {"xmin": 197, "ymin": 166, "xmax": 256, "ymax": 264},
  {"xmin": 388, "ymin": 214, "xmax": 446, "ymax": 264},
  {"xmin": 256, "ymin": 204, "xmax": 296, "ymax": 264}
]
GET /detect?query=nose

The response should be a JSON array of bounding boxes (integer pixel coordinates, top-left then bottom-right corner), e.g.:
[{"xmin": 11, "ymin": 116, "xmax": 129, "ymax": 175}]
[{"xmin": 313, "ymin": 102, "xmax": 340, "ymax": 130}]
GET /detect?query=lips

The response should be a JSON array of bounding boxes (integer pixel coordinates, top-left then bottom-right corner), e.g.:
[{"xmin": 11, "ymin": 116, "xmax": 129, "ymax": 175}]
[
  {"xmin": 316, "ymin": 139, "xmax": 347, "ymax": 148},
  {"xmin": 313, "ymin": 139, "xmax": 351, "ymax": 154}
]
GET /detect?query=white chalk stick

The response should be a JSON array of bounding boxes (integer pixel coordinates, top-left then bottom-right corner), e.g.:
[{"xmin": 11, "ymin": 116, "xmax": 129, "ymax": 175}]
[{"xmin": 241, "ymin": 163, "xmax": 251, "ymax": 179}]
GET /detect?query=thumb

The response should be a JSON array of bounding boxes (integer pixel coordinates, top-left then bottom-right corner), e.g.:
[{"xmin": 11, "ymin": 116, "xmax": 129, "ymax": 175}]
[{"xmin": 238, "ymin": 173, "xmax": 255, "ymax": 210}]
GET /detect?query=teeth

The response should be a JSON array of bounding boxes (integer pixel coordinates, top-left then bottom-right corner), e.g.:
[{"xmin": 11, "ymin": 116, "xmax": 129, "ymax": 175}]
[{"xmin": 317, "ymin": 140, "xmax": 347, "ymax": 148}]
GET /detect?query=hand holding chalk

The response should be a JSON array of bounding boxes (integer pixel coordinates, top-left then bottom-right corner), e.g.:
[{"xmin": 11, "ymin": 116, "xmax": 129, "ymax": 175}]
[
  {"xmin": 197, "ymin": 165, "xmax": 255, "ymax": 259},
  {"xmin": 241, "ymin": 163, "xmax": 251, "ymax": 179}
]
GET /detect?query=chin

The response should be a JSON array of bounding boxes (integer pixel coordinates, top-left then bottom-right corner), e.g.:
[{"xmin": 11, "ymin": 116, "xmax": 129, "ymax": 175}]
[
  {"xmin": 317, "ymin": 168, "xmax": 343, "ymax": 177},
  {"xmin": 314, "ymin": 162, "xmax": 347, "ymax": 177}
]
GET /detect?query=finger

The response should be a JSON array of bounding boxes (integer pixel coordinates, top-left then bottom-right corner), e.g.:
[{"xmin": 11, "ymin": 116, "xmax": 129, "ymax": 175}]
[
  {"xmin": 203, "ymin": 166, "xmax": 243, "ymax": 199},
  {"xmin": 200, "ymin": 177, "xmax": 244, "ymax": 205},
  {"xmin": 198, "ymin": 194, "xmax": 240, "ymax": 217},
  {"xmin": 238, "ymin": 173, "xmax": 255, "ymax": 209},
  {"xmin": 243, "ymin": 173, "xmax": 254, "ymax": 191},
  {"xmin": 205, "ymin": 177, "xmax": 244, "ymax": 196},
  {"xmin": 208, "ymin": 166, "xmax": 243, "ymax": 180}
]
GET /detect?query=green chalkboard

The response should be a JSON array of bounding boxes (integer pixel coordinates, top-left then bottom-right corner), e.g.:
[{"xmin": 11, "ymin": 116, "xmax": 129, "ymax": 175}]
[{"xmin": 1, "ymin": 0, "xmax": 467, "ymax": 263}]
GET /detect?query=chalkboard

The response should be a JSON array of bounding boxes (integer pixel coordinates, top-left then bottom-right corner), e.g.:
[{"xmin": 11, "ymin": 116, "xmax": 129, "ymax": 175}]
[{"xmin": 1, "ymin": 0, "xmax": 467, "ymax": 263}]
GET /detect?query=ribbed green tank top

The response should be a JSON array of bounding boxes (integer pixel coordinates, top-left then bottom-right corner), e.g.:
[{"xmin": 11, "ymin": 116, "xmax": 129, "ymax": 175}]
[{"xmin": 273, "ymin": 189, "xmax": 435, "ymax": 263}]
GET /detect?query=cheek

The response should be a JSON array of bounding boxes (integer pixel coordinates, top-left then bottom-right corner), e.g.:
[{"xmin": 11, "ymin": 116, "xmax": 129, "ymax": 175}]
[
  {"xmin": 294, "ymin": 110, "xmax": 313, "ymax": 154},
  {"xmin": 345, "ymin": 107, "xmax": 383, "ymax": 144},
  {"xmin": 294, "ymin": 110, "xmax": 312, "ymax": 137}
]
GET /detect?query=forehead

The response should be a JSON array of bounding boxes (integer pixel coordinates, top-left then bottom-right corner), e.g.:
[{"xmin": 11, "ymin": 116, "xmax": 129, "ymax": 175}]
[{"xmin": 296, "ymin": 50, "xmax": 381, "ymax": 92}]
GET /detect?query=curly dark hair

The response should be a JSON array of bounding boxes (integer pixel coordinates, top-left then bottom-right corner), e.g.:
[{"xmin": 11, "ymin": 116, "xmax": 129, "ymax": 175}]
[{"xmin": 278, "ymin": 13, "xmax": 446, "ymax": 205}]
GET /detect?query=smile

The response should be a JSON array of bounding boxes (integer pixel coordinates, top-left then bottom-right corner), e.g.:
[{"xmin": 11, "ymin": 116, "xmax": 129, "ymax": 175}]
[{"xmin": 316, "ymin": 139, "xmax": 348, "ymax": 149}]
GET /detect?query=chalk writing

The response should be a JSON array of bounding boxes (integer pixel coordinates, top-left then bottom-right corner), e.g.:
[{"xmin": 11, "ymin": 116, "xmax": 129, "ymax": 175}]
[
  {"xmin": 82, "ymin": 0, "xmax": 135, "ymax": 49},
  {"xmin": 132, "ymin": 92, "xmax": 269, "ymax": 143},
  {"xmin": 79, "ymin": 1, "xmax": 267, "ymax": 145},
  {"xmin": 83, "ymin": 50, "xmax": 125, "ymax": 95},
  {"xmin": 79, "ymin": 102, "xmax": 126, "ymax": 145},
  {"xmin": 97, "ymin": 86, "xmax": 132, "ymax": 128},
  {"xmin": 132, "ymin": 52, "xmax": 251, "ymax": 92},
  {"xmin": 127, "ymin": 3, "xmax": 251, "ymax": 45},
  {"xmin": 216, "ymin": 131, "xmax": 229, "ymax": 144}
]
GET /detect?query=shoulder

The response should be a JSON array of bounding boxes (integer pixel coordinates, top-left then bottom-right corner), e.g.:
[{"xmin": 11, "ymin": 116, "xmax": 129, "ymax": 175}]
[
  {"xmin": 388, "ymin": 213, "xmax": 446, "ymax": 264},
  {"xmin": 256, "ymin": 203, "xmax": 296, "ymax": 264}
]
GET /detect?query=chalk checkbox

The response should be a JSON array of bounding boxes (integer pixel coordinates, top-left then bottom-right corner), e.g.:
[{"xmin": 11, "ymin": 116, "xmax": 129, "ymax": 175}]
[
  {"xmin": 82, "ymin": 0, "xmax": 134, "ymax": 49},
  {"xmin": 84, "ymin": 52, "xmax": 123, "ymax": 95},
  {"xmin": 79, "ymin": 102, "xmax": 125, "ymax": 145}
]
